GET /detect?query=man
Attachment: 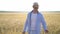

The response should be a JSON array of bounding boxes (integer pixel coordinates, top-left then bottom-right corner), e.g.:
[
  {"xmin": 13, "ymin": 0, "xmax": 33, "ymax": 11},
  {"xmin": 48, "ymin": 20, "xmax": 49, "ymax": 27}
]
[{"xmin": 23, "ymin": 2, "xmax": 48, "ymax": 34}]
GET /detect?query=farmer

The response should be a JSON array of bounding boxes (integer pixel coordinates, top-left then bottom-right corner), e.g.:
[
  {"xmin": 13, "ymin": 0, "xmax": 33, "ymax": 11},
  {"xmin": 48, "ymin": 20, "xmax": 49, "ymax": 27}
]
[{"xmin": 23, "ymin": 2, "xmax": 48, "ymax": 34}]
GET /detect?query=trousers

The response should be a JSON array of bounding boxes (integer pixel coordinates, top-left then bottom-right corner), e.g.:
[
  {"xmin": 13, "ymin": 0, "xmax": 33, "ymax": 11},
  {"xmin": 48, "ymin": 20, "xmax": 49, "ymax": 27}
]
[{"xmin": 28, "ymin": 30, "xmax": 40, "ymax": 34}]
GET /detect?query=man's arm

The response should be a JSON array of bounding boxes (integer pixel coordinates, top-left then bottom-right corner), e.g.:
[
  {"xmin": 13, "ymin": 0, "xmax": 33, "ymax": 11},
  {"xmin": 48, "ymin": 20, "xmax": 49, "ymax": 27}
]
[
  {"xmin": 23, "ymin": 14, "xmax": 29, "ymax": 34},
  {"xmin": 41, "ymin": 14, "xmax": 48, "ymax": 33},
  {"xmin": 23, "ymin": 18, "xmax": 28, "ymax": 32}
]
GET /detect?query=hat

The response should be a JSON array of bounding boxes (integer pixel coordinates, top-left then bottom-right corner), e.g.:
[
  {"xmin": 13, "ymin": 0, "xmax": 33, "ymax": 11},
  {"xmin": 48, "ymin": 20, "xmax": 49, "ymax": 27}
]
[{"xmin": 33, "ymin": 2, "xmax": 39, "ymax": 6}]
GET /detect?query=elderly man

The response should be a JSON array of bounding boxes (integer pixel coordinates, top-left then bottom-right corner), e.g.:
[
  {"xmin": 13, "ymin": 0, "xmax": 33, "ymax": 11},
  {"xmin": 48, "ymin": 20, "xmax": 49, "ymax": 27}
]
[{"xmin": 23, "ymin": 2, "xmax": 48, "ymax": 34}]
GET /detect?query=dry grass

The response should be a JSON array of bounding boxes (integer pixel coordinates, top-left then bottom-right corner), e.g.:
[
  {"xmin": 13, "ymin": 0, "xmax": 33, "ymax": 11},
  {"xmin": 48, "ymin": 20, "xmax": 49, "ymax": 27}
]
[{"xmin": 0, "ymin": 12, "xmax": 60, "ymax": 34}]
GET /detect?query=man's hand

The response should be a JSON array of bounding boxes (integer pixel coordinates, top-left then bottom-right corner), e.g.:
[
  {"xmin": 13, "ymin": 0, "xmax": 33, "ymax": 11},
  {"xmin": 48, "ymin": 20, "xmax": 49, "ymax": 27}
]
[
  {"xmin": 22, "ymin": 32, "xmax": 25, "ymax": 34},
  {"xmin": 45, "ymin": 30, "xmax": 49, "ymax": 33}
]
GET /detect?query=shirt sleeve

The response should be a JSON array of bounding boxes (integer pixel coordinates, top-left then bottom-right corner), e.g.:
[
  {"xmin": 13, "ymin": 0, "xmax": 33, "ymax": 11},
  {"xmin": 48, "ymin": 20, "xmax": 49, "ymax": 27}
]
[
  {"xmin": 41, "ymin": 14, "xmax": 47, "ymax": 31},
  {"xmin": 23, "ymin": 14, "xmax": 29, "ymax": 32}
]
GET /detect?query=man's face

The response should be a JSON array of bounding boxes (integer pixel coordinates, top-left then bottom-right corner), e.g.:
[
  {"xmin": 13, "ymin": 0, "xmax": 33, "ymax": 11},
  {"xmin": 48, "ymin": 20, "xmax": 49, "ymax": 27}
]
[{"xmin": 33, "ymin": 4, "xmax": 39, "ymax": 10}]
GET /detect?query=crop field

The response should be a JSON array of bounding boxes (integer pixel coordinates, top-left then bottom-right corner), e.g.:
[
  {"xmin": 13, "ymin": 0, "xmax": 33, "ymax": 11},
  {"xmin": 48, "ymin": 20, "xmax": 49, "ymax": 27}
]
[{"xmin": 0, "ymin": 11, "xmax": 60, "ymax": 34}]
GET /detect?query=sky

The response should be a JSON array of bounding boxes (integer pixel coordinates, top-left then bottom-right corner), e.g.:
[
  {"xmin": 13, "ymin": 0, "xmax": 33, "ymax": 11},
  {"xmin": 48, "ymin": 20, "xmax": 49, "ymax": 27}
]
[{"xmin": 0, "ymin": 0, "xmax": 60, "ymax": 12}]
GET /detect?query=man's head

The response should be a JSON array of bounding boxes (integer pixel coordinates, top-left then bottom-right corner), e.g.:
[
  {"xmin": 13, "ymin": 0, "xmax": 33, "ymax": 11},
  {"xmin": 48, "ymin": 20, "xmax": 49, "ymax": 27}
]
[{"xmin": 33, "ymin": 2, "xmax": 39, "ymax": 10}]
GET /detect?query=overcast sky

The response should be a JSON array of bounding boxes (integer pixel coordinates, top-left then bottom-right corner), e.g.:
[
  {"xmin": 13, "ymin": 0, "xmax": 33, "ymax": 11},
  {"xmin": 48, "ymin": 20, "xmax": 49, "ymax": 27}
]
[{"xmin": 0, "ymin": 0, "xmax": 60, "ymax": 12}]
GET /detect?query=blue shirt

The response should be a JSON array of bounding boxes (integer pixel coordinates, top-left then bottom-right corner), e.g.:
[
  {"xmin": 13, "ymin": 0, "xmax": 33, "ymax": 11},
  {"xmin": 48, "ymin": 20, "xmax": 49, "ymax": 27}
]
[{"xmin": 23, "ymin": 11, "xmax": 47, "ymax": 33}]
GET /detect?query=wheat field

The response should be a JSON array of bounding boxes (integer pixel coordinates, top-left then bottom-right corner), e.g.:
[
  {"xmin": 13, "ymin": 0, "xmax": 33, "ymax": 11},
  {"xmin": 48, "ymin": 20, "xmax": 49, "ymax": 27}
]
[{"xmin": 0, "ymin": 11, "xmax": 60, "ymax": 34}]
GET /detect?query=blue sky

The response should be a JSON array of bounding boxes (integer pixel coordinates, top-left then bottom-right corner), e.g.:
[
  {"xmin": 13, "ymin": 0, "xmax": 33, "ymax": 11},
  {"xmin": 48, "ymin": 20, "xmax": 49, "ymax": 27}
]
[{"xmin": 0, "ymin": 0, "xmax": 60, "ymax": 12}]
